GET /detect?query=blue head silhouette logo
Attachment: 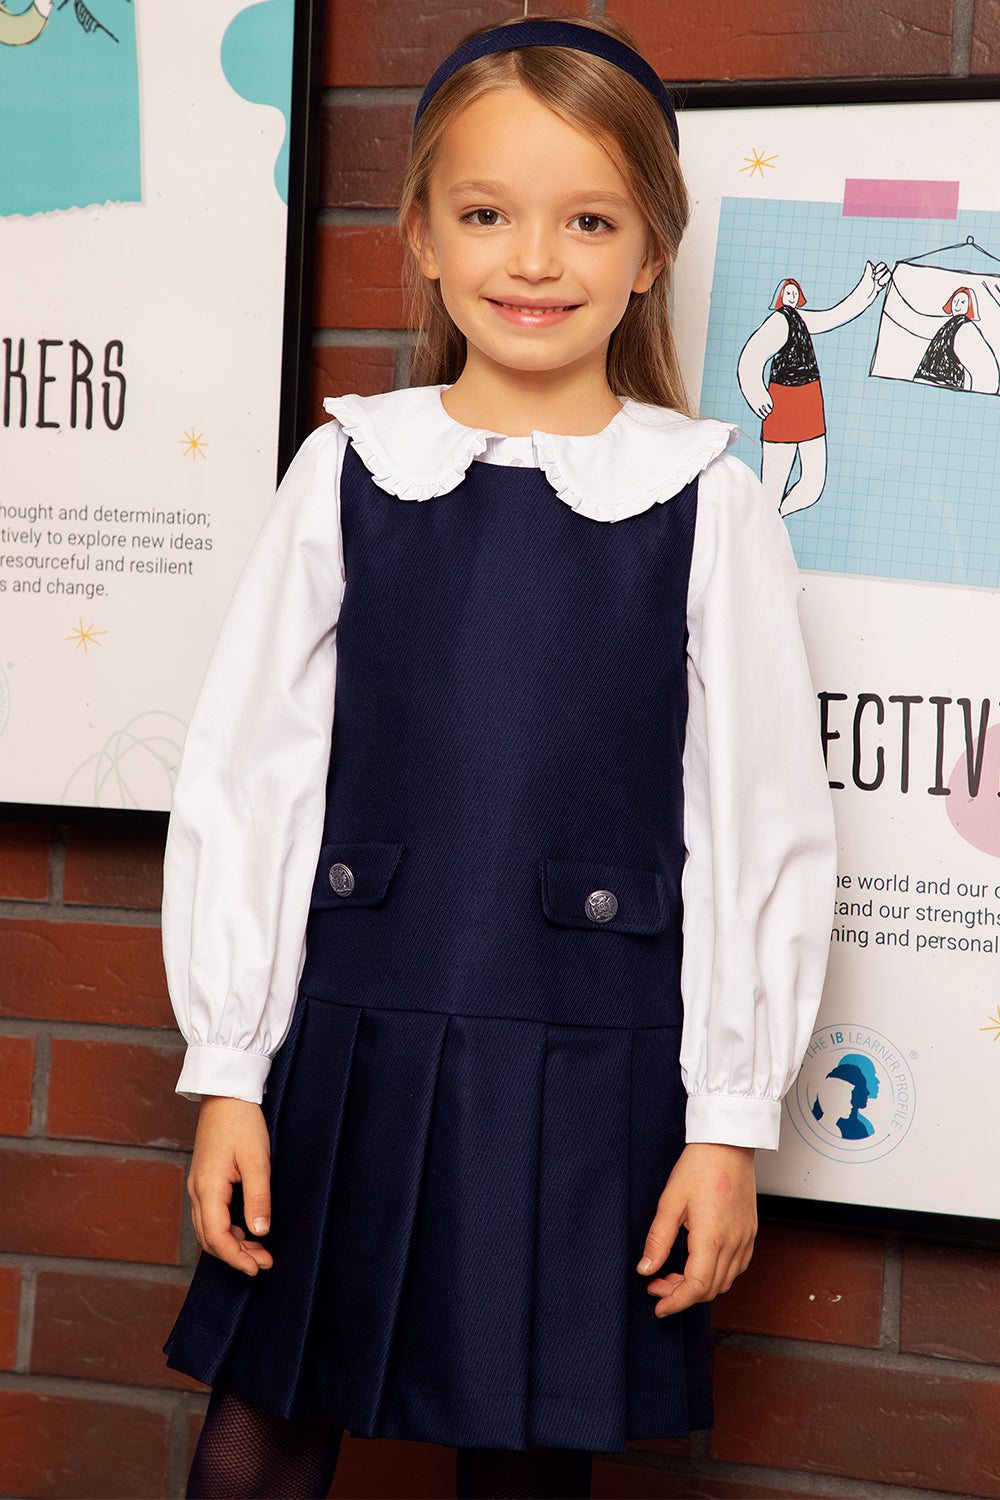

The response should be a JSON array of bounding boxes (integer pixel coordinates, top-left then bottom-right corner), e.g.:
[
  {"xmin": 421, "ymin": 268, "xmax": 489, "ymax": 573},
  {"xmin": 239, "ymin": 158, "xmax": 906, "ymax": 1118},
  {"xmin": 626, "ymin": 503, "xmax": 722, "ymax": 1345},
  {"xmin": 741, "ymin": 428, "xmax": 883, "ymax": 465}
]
[
  {"xmin": 811, "ymin": 1052, "xmax": 879, "ymax": 1139},
  {"xmin": 790, "ymin": 1026, "xmax": 914, "ymax": 1163}
]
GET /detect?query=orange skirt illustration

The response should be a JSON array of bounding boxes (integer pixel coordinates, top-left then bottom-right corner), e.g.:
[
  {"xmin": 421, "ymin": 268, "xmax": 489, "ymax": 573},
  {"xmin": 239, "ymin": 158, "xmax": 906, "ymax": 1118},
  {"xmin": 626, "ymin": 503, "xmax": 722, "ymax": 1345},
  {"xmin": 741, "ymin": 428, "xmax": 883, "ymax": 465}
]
[{"xmin": 761, "ymin": 379, "xmax": 826, "ymax": 443}]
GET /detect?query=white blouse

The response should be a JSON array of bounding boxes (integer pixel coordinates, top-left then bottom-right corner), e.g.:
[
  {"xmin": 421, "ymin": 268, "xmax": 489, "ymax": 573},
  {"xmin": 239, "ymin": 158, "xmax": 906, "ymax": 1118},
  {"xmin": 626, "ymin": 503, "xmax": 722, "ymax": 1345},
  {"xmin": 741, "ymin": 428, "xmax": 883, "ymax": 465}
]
[{"xmin": 162, "ymin": 386, "xmax": 837, "ymax": 1151}]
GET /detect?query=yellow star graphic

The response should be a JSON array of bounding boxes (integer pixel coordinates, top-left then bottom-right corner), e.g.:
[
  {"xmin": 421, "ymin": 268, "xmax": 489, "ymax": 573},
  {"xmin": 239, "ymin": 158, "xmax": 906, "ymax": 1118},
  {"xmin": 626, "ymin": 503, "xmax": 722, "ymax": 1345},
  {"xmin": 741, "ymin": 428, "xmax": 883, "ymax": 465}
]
[
  {"xmin": 181, "ymin": 427, "xmax": 208, "ymax": 460},
  {"xmin": 65, "ymin": 618, "xmax": 107, "ymax": 653},
  {"xmin": 980, "ymin": 1007, "xmax": 1000, "ymax": 1041},
  {"xmin": 740, "ymin": 147, "xmax": 778, "ymax": 179}
]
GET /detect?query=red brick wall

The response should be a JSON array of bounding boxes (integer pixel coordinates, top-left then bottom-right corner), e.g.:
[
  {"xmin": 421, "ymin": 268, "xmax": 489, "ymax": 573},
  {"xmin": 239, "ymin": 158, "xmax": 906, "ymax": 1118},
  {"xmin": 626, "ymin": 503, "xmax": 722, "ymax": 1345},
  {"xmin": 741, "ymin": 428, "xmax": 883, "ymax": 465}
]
[{"xmin": 4, "ymin": 2, "xmax": 1000, "ymax": 1496}]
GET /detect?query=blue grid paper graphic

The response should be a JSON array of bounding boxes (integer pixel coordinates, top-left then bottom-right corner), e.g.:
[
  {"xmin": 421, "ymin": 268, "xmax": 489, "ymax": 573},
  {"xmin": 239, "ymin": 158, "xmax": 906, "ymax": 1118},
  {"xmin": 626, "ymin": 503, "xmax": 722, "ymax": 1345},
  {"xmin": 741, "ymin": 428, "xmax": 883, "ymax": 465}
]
[{"xmin": 699, "ymin": 198, "xmax": 1000, "ymax": 586}]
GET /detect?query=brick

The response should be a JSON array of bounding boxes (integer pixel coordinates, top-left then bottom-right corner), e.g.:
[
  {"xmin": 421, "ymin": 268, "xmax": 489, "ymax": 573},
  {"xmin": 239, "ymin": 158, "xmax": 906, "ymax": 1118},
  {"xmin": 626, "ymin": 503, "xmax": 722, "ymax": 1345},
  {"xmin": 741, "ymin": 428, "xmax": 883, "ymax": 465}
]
[
  {"xmin": 314, "ymin": 226, "xmax": 409, "ymax": 330},
  {"xmin": 0, "ymin": 1265, "xmax": 19, "ymax": 1369},
  {"xmin": 0, "ymin": 1033, "xmax": 34, "ymax": 1135},
  {"xmin": 606, "ymin": 0, "xmax": 953, "ymax": 80},
  {"xmin": 712, "ymin": 1224, "xmax": 883, "ymax": 1347},
  {"xmin": 331, "ymin": 1434, "xmax": 457, "ymax": 1498},
  {"xmin": 901, "ymin": 1241, "xmax": 1000, "ymax": 1365},
  {"xmin": 310, "ymin": 346, "xmax": 398, "ymax": 431},
  {"xmin": 0, "ymin": 1149, "xmax": 183, "ymax": 1264},
  {"xmin": 324, "ymin": 0, "xmax": 588, "ymax": 88},
  {"xmin": 594, "ymin": 1463, "xmax": 816, "ymax": 1498},
  {"xmin": 48, "ymin": 1037, "xmax": 193, "ymax": 1149},
  {"xmin": 0, "ymin": 822, "xmax": 50, "ymax": 899},
  {"xmin": 320, "ymin": 102, "xmax": 411, "ymax": 210},
  {"xmin": 64, "ymin": 823, "xmax": 165, "ymax": 909},
  {"xmin": 711, "ymin": 1347, "xmax": 1000, "ymax": 1494},
  {"xmin": 0, "ymin": 917, "xmax": 173, "ymax": 1028},
  {"xmin": 626, "ymin": 1439, "xmax": 691, "ymax": 1458},
  {"xmin": 972, "ymin": 0, "xmax": 1000, "ymax": 70},
  {"xmin": 0, "ymin": 1389, "xmax": 169, "ymax": 1499},
  {"xmin": 32, "ymin": 1271, "xmax": 204, "ymax": 1390}
]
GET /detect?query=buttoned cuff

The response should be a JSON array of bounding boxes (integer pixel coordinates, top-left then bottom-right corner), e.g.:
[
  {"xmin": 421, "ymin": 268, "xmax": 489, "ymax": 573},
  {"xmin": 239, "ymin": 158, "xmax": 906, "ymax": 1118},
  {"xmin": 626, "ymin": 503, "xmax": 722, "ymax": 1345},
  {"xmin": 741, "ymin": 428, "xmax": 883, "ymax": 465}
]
[
  {"xmin": 175, "ymin": 1044, "xmax": 273, "ymax": 1105},
  {"xmin": 685, "ymin": 1093, "xmax": 782, "ymax": 1151}
]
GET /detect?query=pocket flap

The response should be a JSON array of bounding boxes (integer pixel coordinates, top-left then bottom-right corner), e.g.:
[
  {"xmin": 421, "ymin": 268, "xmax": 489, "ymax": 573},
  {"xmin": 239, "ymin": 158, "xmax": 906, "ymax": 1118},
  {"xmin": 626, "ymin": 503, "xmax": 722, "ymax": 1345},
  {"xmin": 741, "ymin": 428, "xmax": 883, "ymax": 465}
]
[
  {"xmin": 310, "ymin": 842, "xmax": 404, "ymax": 909},
  {"xmin": 540, "ymin": 857, "xmax": 668, "ymax": 934}
]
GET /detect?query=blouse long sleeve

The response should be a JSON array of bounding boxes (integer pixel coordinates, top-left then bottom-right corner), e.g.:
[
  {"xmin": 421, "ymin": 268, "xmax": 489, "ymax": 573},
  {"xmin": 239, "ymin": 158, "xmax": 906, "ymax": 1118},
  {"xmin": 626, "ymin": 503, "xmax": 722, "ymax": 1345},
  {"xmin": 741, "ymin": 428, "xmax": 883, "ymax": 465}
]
[
  {"xmin": 162, "ymin": 421, "xmax": 348, "ymax": 1103},
  {"xmin": 680, "ymin": 452, "xmax": 836, "ymax": 1151}
]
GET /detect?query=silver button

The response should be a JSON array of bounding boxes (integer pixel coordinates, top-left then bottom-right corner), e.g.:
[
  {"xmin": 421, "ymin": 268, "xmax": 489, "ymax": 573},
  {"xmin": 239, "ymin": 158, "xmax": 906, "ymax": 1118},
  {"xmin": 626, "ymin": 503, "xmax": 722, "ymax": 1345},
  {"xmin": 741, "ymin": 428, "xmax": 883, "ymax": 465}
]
[
  {"xmin": 585, "ymin": 890, "xmax": 618, "ymax": 924},
  {"xmin": 329, "ymin": 862, "xmax": 355, "ymax": 896},
  {"xmin": 508, "ymin": 457, "xmax": 525, "ymax": 467}
]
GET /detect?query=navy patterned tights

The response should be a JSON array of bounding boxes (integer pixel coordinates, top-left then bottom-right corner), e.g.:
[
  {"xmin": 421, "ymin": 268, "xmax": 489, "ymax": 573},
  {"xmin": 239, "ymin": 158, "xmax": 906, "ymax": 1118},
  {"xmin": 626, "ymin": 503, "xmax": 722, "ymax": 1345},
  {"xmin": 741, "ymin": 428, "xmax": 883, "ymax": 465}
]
[{"xmin": 187, "ymin": 1388, "xmax": 593, "ymax": 1499}]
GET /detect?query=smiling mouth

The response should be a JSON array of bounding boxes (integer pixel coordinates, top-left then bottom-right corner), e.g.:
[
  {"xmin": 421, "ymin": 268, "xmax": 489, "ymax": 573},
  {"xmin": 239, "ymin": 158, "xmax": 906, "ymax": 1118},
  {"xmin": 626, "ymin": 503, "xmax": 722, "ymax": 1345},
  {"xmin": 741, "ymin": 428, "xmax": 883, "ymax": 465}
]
[{"xmin": 489, "ymin": 300, "xmax": 579, "ymax": 315}]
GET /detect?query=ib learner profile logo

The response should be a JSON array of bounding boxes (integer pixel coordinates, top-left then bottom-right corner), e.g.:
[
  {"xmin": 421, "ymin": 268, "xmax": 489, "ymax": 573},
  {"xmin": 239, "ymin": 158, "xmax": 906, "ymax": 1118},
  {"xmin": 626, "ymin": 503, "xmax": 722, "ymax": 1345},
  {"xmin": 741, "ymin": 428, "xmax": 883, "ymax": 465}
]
[{"xmin": 787, "ymin": 1024, "xmax": 916, "ymax": 1163}]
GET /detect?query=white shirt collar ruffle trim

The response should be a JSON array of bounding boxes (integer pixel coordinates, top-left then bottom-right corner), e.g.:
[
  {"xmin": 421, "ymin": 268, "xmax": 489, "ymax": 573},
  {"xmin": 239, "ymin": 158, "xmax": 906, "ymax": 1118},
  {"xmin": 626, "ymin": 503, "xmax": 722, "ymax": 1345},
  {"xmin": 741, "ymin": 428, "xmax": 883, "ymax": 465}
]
[{"xmin": 323, "ymin": 386, "xmax": 737, "ymax": 524}]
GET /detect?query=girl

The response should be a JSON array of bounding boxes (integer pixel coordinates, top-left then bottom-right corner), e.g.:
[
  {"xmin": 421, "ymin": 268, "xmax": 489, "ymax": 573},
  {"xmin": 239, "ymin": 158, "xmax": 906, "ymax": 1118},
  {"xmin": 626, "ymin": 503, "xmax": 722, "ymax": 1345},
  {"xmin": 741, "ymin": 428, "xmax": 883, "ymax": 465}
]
[
  {"xmin": 736, "ymin": 263, "xmax": 888, "ymax": 516},
  {"xmin": 163, "ymin": 17, "xmax": 836, "ymax": 1499}
]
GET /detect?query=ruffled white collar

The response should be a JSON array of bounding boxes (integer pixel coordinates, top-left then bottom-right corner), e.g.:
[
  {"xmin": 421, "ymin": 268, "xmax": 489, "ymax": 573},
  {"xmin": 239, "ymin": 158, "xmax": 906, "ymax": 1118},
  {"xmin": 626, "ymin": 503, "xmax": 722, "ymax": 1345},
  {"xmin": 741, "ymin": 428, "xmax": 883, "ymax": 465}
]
[{"xmin": 324, "ymin": 386, "xmax": 736, "ymax": 524}]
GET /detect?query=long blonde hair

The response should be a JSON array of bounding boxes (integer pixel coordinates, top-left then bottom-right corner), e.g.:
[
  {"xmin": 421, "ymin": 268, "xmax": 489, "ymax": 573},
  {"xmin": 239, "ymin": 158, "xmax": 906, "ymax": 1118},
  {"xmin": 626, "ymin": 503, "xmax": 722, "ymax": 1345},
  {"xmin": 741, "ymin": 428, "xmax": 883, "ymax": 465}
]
[{"xmin": 398, "ymin": 16, "xmax": 691, "ymax": 414}]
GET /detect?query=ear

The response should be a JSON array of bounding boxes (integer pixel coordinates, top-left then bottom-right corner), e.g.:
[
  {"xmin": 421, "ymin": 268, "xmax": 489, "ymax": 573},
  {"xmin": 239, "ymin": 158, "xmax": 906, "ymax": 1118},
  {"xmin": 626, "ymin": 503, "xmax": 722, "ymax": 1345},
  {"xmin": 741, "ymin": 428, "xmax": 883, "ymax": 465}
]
[
  {"xmin": 632, "ymin": 248, "xmax": 667, "ymax": 296},
  {"xmin": 406, "ymin": 208, "xmax": 440, "ymax": 282}
]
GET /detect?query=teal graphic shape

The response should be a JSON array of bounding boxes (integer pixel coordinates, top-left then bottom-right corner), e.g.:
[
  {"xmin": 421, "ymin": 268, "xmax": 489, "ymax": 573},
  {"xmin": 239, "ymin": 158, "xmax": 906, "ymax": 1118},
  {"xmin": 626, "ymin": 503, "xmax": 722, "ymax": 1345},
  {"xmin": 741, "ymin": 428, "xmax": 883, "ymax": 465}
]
[
  {"xmin": 0, "ymin": 1, "xmax": 140, "ymax": 216},
  {"xmin": 221, "ymin": 0, "xmax": 294, "ymax": 205},
  {"xmin": 700, "ymin": 198, "xmax": 1000, "ymax": 588}
]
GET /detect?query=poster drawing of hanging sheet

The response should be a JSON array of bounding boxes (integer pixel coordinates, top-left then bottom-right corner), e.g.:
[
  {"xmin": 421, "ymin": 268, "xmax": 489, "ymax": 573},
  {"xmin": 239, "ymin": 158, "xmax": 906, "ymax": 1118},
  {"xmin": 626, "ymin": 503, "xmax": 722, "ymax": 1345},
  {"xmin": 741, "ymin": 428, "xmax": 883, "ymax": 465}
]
[
  {"xmin": 674, "ymin": 95, "xmax": 1000, "ymax": 1226},
  {"xmin": 0, "ymin": 0, "xmax": 299, "ymax": 810}
]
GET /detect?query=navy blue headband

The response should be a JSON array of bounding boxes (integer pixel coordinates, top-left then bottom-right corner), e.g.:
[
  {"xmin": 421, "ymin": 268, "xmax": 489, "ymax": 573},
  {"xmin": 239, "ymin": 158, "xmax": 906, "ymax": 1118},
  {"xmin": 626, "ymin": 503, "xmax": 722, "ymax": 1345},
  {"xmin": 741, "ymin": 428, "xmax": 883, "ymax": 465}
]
[{"xmin": 413, "ymin": 20, "xmax": 679, "ymax": 152}]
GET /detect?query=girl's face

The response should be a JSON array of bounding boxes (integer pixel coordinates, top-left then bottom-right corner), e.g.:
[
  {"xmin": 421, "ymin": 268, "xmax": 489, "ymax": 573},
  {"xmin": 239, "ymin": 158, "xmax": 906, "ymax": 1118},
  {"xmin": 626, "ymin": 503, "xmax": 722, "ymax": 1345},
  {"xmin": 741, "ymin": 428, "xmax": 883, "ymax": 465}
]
[
  {"xmin": 410, "ymin": 85, "xmax": 661, "ymax": 391},
  {"xmin": 781, "ymin": 282, "xmax": 801, "ymax": 307},
  {"xmin": 951, "ymin": 291, "xmax": 969, "ymax": 317}
]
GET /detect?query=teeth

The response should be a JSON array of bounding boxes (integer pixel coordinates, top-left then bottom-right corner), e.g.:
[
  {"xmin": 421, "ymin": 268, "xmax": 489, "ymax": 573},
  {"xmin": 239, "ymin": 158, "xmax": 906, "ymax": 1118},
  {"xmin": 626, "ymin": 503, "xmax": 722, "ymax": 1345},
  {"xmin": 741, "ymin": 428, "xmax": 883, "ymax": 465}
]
[{"xmin": 500, "ymin": 303, "xmax": 569, "ymax": 314}]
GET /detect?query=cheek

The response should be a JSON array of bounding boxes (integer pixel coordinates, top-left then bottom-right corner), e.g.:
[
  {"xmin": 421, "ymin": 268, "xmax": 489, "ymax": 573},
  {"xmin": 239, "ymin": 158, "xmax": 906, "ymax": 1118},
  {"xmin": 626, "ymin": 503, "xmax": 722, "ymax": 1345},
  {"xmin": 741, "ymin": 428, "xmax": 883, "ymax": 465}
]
[
  {"xmin": 435, "ymin": 271, "xmax": 484, "ymax": 342},
  {"xmin": 434, "ymin": 235, "xmax": 485, "ymax": 292}
]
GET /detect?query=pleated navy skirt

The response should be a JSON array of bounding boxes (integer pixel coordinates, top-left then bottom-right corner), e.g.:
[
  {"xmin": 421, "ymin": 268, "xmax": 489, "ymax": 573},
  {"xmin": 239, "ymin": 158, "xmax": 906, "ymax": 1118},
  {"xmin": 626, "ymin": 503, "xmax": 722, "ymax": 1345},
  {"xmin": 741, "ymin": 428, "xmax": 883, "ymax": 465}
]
[{"xmin": 165, "ymin": 990, "xmax": 713, "ymax": 1452}]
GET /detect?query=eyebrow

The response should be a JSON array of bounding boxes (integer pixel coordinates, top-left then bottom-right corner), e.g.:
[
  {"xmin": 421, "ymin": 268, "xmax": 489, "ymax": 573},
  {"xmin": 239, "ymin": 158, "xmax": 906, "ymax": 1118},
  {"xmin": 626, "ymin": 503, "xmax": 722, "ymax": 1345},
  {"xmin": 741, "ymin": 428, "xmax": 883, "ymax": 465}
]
[
  {"xmin": 445, "ymin": 180, "xmax": 511, "ymax": 200},
  {"xmin": 445, "ymin": 180, "xmax": 634, "ymax": 209}
]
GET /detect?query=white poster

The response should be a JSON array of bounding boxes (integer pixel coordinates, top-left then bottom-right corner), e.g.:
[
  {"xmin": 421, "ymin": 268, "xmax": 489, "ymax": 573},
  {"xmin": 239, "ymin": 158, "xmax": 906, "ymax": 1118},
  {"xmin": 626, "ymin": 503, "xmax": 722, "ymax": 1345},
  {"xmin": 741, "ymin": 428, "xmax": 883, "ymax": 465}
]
[
  {"xmin": 0, "ymin": 0, "xmax": 299, "ymax": 810},
  {"xmin": 676, "ymin": 98, "xmax": 1000, "ymax": 1222}
]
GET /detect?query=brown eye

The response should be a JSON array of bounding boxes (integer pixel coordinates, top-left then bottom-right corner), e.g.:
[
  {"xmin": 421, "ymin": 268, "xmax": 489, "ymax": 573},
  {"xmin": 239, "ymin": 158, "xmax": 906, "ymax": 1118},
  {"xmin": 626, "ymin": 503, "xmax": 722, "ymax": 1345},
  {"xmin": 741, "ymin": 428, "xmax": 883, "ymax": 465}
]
[
  {"xmin": 469, "ymin": 208, "xmax": 501, "ymax": 226},
  {"xmin": 573, "ymin": 214, "xmax": 610, "ymax": 234}
]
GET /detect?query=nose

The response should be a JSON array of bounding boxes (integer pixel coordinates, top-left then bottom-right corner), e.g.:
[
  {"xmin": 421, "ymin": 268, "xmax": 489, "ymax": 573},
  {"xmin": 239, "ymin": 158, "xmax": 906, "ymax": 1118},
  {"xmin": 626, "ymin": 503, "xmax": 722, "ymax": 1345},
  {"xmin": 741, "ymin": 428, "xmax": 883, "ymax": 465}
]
[{"xmin": 506, "ymin": 220, "xmax": 561, "ymax": 282}]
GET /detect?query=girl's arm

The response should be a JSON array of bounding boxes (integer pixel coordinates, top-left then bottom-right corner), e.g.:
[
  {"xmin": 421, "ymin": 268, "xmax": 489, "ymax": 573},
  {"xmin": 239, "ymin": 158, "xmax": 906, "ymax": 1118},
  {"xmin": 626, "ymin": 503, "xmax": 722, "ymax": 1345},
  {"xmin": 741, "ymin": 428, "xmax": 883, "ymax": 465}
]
[
  {"xmin": 163, "ymin": 420, "xmax": 347, "ymax": 1104},
  {"xmin": 163, "ymin": 421, "xmax": 348, "ymax": 1270},
  {"xmin": 954, "ymin": 319, "xmax": 1000, "ymax": 393},
  {"xmin": 640, "ymin": 451, "xmax": 836, "ymax": 1312},
  {"xmin": 736, "ymin": 312, "xmax": 788, "ymax": 417},
  {"xmin": 800, "ymin": 260, "xmax": 889, "ymax": 334}
]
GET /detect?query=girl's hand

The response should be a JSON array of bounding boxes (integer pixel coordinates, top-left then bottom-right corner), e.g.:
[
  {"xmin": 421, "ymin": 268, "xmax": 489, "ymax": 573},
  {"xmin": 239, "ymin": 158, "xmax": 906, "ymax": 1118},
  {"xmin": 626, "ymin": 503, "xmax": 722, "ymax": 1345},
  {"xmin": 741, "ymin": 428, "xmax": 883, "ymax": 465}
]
[
  {"xmin": 636, "ymin": 1143, "xmax": 756, "ymax": 1316},
  {"xmin": 187, "ymin": 1096, "xmax": 273, "ymax": 1276}
]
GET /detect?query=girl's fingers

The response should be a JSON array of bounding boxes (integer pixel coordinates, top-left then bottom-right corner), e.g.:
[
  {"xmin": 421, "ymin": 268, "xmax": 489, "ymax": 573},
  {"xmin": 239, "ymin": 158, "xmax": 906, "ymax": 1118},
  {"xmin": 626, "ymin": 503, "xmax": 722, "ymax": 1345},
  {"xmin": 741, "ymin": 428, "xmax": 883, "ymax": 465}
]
[
  {"xmin": 648, "ymin": 1244, "xmax": 717, "ymax": 1315},
  {"xmin": 192, "ymin": 1186, "xmax": 271, "ymax": 1275},
  {"xmin": 639, "ymin": 1143, "xmax": 757, "ymax": 1315},
  {"xmin": 647, "ymin": 1229, "xmax": 755, "ymax": 1313},
  {"xmin": 186, "ymin": 1097, "xmax": 273, "ymax": 1275},
  {"xmin": 239, "ymin": 1150, "xmax": 272, "ymax": 1240},
  {"xmin": 230, "ymin": 1226, "xmax": 274, "ymax": 1272},
  {"xmin": 636, "ymin": 1197, "xmax": 683, "ymax": 1277}
]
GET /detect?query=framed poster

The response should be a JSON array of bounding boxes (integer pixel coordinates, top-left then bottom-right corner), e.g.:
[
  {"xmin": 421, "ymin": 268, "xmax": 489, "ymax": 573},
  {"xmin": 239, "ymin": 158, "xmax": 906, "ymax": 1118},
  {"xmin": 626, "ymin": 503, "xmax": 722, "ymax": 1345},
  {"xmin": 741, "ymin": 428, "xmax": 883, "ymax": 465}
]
[
  {"xmin": 674, "ymin": 80, "xmax": 1000, "ymax": 1239},
  {"xmin": 0, "ymin": 0, "xmax": 321, "ymax": 816}
]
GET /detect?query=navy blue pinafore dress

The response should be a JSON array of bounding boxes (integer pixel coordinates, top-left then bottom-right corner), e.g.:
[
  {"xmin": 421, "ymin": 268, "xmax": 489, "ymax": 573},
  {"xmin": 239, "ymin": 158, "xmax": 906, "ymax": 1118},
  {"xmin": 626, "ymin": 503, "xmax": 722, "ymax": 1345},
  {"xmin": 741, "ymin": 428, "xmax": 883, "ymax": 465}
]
[{"xmin": 165, "ymin": 442, "xmax": 714, "ymax": 1452}]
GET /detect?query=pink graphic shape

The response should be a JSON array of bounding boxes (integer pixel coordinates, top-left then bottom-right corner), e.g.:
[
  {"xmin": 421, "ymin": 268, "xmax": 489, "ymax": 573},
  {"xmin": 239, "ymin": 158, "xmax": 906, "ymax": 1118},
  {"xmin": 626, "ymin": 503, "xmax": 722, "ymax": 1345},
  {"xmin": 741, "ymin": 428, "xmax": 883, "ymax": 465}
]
[
  {"xmin": 842, "ymin": 178, "xmax": 959, "ymax": 219},
  {"xmin": 947, "ymin": 725, "xmax": 1000, "ymax": 857}
]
